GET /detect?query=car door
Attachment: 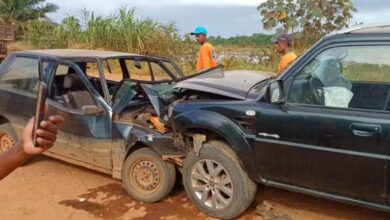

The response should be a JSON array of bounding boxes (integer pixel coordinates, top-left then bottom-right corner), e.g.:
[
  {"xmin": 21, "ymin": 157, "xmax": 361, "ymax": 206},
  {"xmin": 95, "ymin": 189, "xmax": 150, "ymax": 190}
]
[
  {"xmin": 255, "ymin": 44, "xmax": 390, "ymax": 204},
  {"xmin": 43, "ymin": 58, "xmax": 114, "ymax": 174}
]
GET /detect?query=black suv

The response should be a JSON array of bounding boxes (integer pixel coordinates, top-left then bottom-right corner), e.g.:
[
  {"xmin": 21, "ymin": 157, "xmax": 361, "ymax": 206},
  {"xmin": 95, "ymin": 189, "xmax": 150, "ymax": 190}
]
[{"xmin": 169, "ymin": 26, "xmax": 390, "ymax": 218}]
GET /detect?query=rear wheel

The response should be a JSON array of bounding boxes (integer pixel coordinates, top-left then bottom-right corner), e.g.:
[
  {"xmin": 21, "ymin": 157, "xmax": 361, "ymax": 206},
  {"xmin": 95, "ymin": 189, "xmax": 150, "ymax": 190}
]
[
  {"xmin": 122, "ymin": 148, "xmax": 176, "ymax": 202},
  {"xmin": 0, "ymin": 124, "xmax": 18, "ymax": 153},
  {"xmin": 183, "ymin": 140, "xmax": 257, "ymax": 219}
]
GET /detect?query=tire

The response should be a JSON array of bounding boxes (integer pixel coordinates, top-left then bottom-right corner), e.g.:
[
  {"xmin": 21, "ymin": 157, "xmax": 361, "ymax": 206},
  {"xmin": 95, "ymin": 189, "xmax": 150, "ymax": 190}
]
[
  {"xmin": 183, "ymin": 140, "xmax": 257, "ymax": 219},
  {"xmin": 0, "ymin": 123, "xmax": 18, "ymax": 153},
  {"xmin": 122, "ymin": 147, "xmax": 176, "ymax": 203}
]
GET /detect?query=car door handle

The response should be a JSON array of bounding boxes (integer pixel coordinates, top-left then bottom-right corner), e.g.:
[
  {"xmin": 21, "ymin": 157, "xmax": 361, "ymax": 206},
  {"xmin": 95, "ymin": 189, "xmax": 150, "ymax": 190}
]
[{"xmin": 349, "ymin": 123, "xmax": 381, "ymax": 137}]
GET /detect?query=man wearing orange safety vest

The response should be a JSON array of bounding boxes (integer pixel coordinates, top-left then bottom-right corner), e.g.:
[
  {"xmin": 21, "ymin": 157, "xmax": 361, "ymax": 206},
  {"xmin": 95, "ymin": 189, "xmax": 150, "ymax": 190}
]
[
  {"xmin": 272, "ymin": 33, "xmax": 297, "ymax": 75},
  {"xmin": 191, "ymin": 26, "xmax": 217, "ymax": 72}
]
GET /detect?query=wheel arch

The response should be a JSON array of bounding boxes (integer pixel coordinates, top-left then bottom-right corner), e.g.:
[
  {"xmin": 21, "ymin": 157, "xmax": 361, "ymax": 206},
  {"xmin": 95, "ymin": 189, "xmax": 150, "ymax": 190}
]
[
  {"xmin": 0, "ymin": 115, "xmax": 10, "ymax": 125},
  {"xmin": 171, "ymin": 110, "xmax": 257, "ymax": 177}
]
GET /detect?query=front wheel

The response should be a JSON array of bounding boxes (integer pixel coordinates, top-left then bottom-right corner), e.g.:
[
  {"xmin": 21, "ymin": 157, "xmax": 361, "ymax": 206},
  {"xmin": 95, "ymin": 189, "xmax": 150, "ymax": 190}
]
[
  {"xmin": 122, "ymin": 147, "xmax": 176, "ymax": 203},
  {"xmin": 182, "ymin": 140, "xmax": 257, "ymax": 219}
]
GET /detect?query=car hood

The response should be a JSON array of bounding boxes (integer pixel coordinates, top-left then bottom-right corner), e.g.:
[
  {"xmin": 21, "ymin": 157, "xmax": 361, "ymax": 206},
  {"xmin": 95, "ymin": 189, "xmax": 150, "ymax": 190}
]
[{"xmin": 174, "ymin": 70, "xmax": 274, "ymax": 100}]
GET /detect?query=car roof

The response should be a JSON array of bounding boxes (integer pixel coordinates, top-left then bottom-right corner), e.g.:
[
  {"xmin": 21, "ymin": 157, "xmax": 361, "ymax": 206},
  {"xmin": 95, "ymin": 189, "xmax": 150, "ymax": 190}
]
[
  {"xmin": 328, "ymin": 25, "xmax": 390, "ymax": 36},
  {"xmin": 350, "ymin": 25, "xmax": 390, "ymax": 34},
  {"xmin": 13, "ymin": 49, "xmax": 137, "ymax": 59},
  {"xmin": 321, "ymin": 25, "xmax": 390, "ymax": 43}
]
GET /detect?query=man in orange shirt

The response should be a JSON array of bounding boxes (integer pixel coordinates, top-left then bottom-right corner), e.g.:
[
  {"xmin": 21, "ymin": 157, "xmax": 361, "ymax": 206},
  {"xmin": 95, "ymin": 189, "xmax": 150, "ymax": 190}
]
[
  {"xmin": 191, "ymin": 26, "xmax": 217, "ymax": 72},
  {"xmin": 273, "ymin": 33, "xmax": 297, "ymax": 75}
]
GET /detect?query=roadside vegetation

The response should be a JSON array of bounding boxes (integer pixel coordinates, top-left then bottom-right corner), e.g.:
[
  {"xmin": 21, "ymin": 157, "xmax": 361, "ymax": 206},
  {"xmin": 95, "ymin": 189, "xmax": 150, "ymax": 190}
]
[{"xmin": 2, "ymin": 0, "xmax": 357, "ymax": 74}]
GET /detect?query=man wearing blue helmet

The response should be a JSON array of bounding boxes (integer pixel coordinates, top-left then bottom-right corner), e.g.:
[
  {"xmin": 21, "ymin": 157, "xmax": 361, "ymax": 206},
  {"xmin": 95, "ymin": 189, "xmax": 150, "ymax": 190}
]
[{"xmin": 191, "ymin": 26, "xmax": 217, "ymax": 72}]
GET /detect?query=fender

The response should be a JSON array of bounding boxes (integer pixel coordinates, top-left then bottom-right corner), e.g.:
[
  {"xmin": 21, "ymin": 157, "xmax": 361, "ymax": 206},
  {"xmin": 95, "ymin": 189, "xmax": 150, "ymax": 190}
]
[
  {"xmin": 113, "ymin": 122, "xmax": 184, "ymax": 157},
  {"xmin": 111, "ymin": 122, "xmax": 184, "ymax": 179},
  {"xmin": 171, "ymin": 110, "xmax": 256, "ymax": 176}
]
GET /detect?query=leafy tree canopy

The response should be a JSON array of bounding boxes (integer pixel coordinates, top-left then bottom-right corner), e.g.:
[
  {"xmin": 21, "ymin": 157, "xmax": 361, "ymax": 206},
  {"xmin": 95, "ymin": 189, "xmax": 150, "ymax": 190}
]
[
  {"xmin": 0, "ymin": 0, "xmax": 58, "ymax": 23},
  {"xmin": 258, "ymin": 0, "xmax": 356, "ymax": 43}
]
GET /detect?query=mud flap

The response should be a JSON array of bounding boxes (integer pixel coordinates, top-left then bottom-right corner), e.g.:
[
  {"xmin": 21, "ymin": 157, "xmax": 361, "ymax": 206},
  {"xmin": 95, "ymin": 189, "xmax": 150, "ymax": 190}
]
[{"xmin": 190, "ymin": 133, "xmax": 206, "ymax": 156}]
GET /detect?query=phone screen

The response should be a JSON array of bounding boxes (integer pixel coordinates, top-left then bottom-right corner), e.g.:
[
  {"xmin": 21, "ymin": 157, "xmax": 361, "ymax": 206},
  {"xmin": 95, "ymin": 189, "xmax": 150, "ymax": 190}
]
[{"xmin": 32, "ymin": 81, "xmax": 47, "ymax": 147}]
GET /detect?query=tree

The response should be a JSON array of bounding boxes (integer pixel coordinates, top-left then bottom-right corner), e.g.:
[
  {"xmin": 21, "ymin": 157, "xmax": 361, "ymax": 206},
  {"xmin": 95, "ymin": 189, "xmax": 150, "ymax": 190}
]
[
  {"xmin": 258, "ymin": 0, "xmax": 356, "ymax": 44},
  {"xmin": 0, "ymin": 0, "xmax": 58, "ymax": 23}
]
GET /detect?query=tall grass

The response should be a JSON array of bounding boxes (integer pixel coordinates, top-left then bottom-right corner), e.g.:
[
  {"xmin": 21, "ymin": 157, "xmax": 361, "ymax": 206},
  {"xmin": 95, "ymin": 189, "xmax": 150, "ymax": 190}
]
[
  {"xmin": 24, "ymin": 7, "xmax": 188, "ymax": 54},
  {"xmin": 22, "ymin": 7, "xmax": 279, "ymax": 74}
]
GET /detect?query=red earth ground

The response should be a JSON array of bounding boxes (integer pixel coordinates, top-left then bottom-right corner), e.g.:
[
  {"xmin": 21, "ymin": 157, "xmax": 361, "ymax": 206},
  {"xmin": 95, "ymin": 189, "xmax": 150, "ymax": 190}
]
[{"xmin": 1, "ymin": 156, "xmax": 390, "ymax": 220}]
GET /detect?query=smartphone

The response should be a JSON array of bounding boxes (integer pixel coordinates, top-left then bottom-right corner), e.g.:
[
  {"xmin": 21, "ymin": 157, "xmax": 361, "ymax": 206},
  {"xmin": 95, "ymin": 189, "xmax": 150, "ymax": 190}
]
[{"xmin": 33, "ymin": 81, "xmax": 48, "ymax": 147}]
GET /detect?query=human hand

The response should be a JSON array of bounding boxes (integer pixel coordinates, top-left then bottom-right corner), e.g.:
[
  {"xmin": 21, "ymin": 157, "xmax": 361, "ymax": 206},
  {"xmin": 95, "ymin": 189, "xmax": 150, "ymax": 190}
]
[{"xmin": 21, "ymin": 115, "xmax": 64, "ymax": 155}]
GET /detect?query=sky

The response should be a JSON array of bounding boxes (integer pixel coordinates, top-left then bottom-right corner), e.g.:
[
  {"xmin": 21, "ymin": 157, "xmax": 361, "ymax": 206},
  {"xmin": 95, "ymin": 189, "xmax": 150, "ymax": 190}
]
[{"xmin": 46, "ymin": 0, "xmax": 390, "ymax": 38}]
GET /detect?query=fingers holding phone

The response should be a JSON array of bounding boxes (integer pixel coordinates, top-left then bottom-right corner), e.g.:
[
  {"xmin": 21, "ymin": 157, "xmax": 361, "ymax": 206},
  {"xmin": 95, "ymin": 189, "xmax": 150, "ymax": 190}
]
[
  {"xmin": 35, "ymin": 116, "xmax": 64, "ymax": 149},
  {"xmin": 28, "ymin": 77, "xmax": 64, "ymax": 154},
  {"xmin": 23, "ymin": 116, "xmax": 64, "ymax": 155}
]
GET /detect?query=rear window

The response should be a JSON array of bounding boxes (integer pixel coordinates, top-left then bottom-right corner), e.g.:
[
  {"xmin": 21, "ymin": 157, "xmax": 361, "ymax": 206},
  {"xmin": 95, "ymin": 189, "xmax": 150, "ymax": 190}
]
[
  {"xmin": 0, "ymin": 56, "xmax": 39, "ymax": 94},
  {"xmin": 85, "ymin": 60, "xmax": 123, "ymax": 82},
  {"xmin": 126, "ymin": 60, "xmax": 152, "ymax": 81}
]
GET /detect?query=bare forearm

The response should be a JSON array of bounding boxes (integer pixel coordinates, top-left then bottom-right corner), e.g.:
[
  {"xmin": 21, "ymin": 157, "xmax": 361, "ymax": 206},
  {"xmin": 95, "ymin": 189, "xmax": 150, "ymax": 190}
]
[{"xmin": 0, "ymin": 144, "xmax": 31, "ymax": 180}]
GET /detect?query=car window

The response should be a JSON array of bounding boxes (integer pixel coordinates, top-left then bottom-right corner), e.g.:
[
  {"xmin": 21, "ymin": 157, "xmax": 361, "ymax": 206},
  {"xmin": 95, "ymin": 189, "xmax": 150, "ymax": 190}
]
[
  {"xmin": 126, "ymin": 60, "xmax": 151, "ymax": 81},
  {"xmin": 55, "ymin": 64, "xmax": 69, "ymax": 76},
  {"xmin": 287, "ymin": 46, "xmax": 390, "ymax": 111},
  {"xmin": 51, "ymin": 64, "xmax": 97, "ymax": 110},
  {"xmin": 150, "ymin": 62, "xmax": 172, "ymax": 81},
  {"xmin": 102, "ymin": 59, "xmax": 123, "ymax": 82},
  {"xmin": 0, "ymin": 56, "xmax": 39, "ymax": 95},
  {"xmin": 86, "ymin": 62, "xmax": 100, "ymax": 78},
  {"xmin": 84, "ymin": 60, "xmax": 123, "ymax": 82}
]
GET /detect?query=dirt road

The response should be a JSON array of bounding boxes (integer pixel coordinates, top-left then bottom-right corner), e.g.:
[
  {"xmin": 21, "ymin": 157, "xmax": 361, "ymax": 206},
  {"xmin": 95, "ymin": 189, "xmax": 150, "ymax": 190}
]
[{"xmin": 1, "ymin": 156, "xmax": 389, "ymax": 220}]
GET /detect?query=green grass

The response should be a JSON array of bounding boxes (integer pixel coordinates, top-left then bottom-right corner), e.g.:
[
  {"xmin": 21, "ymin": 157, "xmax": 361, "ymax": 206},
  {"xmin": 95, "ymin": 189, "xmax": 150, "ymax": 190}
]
[
  {"xmin": 344, "ymin": 63, "xmax": 390, "ymax": 82},
  {"xmin": 20, "ymin": 7, "xmax": 291, "ymax": 74}
]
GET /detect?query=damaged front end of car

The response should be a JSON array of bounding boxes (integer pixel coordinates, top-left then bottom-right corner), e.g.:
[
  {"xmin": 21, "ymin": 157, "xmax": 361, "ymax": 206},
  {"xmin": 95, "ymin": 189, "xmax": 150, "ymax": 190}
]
[{"xmin": 111, "ymin": 65, "xmax": 274, "ymax": 165}]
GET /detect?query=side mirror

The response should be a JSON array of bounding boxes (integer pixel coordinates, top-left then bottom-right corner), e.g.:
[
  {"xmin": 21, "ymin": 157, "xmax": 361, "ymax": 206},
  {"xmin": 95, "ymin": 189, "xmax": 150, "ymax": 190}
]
[
  {"xmin": 81, "ymin": 105, "xmax": 104, "ymax": 116},
  {"xmin": 266, "ymin": 80, "xmax": 284, "ymax": 104}
]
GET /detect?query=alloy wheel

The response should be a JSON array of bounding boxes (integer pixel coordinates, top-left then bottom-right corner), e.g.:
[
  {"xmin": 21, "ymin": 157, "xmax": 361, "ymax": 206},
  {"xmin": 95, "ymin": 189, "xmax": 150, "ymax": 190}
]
[{"xmin": 190, "ymin": 159, "xmax": 233, "ymax": 210}]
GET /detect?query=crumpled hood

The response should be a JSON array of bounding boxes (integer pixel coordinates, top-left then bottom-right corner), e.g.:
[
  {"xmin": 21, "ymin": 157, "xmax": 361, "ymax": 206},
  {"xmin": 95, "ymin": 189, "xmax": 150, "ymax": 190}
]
[{"xmin": 175, "ymin": 70, "xmax": 274, "ymax": 100}]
